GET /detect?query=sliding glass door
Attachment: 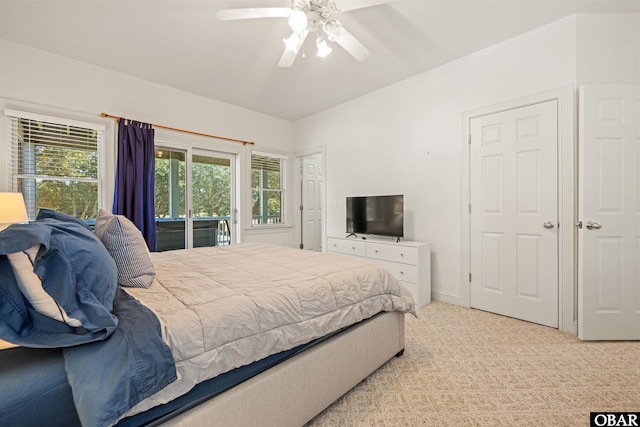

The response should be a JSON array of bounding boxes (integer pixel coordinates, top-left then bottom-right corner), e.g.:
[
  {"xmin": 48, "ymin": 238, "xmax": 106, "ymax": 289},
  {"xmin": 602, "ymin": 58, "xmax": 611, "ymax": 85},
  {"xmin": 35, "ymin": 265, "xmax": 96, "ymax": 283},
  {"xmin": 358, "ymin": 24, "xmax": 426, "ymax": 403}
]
[
  {"xmin": 155, "ymin": 148, "xmax": 186, "ymax": 251},
  {"xmin": 155, "ymin": 147, "xmax": 235, "ymax": 251},
  {"xmin": 191, "ymin": 151, "xmax": 233, "ymax": 247}
]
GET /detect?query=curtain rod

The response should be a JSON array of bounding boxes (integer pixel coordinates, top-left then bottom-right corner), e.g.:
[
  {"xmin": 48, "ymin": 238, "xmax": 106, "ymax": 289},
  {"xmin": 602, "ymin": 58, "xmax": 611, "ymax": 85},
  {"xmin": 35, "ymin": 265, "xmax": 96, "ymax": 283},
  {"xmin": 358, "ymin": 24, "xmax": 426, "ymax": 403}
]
[{"xmin": 100, "ymin": 113, "xmax": 255, "ymax": 145}]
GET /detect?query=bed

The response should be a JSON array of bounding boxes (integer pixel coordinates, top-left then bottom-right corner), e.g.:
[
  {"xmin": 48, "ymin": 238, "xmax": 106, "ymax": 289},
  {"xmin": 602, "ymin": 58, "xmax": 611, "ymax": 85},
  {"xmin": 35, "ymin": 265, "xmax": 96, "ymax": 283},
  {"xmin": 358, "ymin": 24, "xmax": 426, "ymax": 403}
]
[{"xmin": 0, "ymin": 210, "xmax": 415, "ymax": 427}]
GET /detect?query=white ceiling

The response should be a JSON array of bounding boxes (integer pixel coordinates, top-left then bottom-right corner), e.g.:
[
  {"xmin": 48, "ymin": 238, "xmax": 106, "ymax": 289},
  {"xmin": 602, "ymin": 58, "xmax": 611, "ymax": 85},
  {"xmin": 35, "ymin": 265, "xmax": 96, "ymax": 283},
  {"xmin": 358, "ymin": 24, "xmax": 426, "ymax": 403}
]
[{"xmin": 1, "ymin": 0, "xmax": 638, "ymax": 120}]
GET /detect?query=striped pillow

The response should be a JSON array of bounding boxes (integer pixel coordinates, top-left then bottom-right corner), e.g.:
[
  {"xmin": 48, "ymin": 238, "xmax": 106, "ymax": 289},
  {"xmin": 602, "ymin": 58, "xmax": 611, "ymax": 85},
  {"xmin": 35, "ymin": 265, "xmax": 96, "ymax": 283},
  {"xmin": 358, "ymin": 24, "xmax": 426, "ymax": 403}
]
[{"xmin": 94, "ymin": 210, "xmax": 155, "ymax": 288}]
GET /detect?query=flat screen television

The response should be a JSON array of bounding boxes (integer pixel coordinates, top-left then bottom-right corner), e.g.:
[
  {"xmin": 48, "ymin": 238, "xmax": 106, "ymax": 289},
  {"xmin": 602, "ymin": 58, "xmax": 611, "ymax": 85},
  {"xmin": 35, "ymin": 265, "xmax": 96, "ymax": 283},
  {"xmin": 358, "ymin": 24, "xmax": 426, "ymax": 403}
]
[{"xmin": 346, "ymin": 195, "xmax": 404, "ymax": 238}]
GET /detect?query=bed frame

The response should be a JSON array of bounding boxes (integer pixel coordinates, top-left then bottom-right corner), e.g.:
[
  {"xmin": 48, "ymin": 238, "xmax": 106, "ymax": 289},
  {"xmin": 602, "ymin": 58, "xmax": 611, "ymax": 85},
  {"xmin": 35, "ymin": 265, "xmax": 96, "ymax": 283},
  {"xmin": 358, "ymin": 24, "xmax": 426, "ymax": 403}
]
[{"xmin": 156, "ymin": 310, "xmax": 405, "ymax": 427}]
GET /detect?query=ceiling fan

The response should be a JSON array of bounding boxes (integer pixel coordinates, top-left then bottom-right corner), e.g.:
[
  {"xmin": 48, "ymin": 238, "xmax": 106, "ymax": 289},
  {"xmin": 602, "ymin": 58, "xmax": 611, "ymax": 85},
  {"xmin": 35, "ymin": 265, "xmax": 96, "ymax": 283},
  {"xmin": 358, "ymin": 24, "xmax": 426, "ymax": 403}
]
[{"xmin": 216, "ymin": 0, "xmax": 396, "ymax": 67}]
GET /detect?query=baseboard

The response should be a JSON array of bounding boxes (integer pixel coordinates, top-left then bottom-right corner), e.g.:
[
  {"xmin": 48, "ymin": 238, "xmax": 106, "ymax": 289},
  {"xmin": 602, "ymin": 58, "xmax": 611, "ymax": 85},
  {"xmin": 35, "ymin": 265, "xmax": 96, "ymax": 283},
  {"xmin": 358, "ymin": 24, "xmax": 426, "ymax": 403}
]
[{"xmin": 431, "ymin": 291, "xmax": 464, "ymax": 307}]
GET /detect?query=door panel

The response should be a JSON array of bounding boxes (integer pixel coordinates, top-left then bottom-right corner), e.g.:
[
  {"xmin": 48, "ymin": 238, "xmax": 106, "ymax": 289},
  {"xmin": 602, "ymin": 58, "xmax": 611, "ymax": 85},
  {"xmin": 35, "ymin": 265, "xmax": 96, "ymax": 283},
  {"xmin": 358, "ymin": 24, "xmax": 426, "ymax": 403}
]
[
  {"xmin": 470, "ymin": 100, "xmax": 558, "ymax": 328},
  {"xmin": 155, "ymin": 148, "xmax": 187, "ymax": 251},
  {"xmin": 578, "ymin": 85, "xmax": 640, "ymax": 340},
  {"xmin": 191, "ymin": 152, "xmax": 233, "ymax": 247},
  {"xmin": 301, "ymin": 154, "xmax": 323, "ymax": 251}
]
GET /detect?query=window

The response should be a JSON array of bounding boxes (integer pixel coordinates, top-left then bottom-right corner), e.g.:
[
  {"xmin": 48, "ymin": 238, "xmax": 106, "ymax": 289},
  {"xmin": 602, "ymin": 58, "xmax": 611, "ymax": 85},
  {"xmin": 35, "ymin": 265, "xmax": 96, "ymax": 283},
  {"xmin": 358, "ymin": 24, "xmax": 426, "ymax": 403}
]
[
  {"xmin": 251, "ymin": 152, "xmax": 287, "ymax": 225},
  {"xmin": 5, "ymin": 110, "xmax": 105, "ymax": 221}
]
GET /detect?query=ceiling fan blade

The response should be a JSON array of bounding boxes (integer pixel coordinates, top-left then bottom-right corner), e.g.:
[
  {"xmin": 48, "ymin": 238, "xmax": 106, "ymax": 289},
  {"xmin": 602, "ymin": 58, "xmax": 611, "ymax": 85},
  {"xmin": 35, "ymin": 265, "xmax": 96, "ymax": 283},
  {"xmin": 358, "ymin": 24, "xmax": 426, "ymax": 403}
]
[
  {"xmin": 333, "ymin": 0, "xmax": 397, "ymax": 13},
  {"xmin": 216, "ymin": 7, "xmax": 291, "ymax": 21},
  {"xmin": 334, "ymin": 26, "xmax": 371, "ymax": 62},
  {"xmin": 278, "ymin": 31, "xmax": 309, "ymax": 67}
]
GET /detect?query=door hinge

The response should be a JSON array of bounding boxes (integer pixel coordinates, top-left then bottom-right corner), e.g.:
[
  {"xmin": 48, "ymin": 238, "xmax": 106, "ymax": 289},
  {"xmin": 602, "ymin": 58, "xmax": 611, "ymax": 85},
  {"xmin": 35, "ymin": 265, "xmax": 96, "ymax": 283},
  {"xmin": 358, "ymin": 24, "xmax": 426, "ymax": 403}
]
[
  {"xmin": 469, "ymin": 273, "xmax": 472, "ymax": 282},
  {"xmin": 300, "ymin": 205, "xmax": 303, "ymax": 211},
  {"xmin": 468, "ymin": 204, "xmax": 472, "ymax": 214},
  {"xmin": 468, "ymin": 134, "xmax": 471, "ymax": 145}
]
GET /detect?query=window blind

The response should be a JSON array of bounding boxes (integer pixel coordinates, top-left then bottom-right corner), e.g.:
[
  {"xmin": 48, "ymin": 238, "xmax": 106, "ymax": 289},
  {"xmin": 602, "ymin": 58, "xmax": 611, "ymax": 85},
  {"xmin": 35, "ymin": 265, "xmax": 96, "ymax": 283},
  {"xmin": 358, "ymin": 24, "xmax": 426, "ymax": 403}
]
[{"xmin": 5, "ymin": 110, "xmax": 105, "ymax": 220}]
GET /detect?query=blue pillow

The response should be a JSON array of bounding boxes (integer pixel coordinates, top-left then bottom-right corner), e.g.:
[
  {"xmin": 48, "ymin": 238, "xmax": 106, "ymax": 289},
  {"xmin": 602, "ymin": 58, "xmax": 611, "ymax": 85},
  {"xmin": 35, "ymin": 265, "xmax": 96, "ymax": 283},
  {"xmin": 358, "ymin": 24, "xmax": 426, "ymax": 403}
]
[
  {"xmin": 36, "ymin": 208, "xmax": 91, "ymax": 230},
  {"xmin": 0, "ymin": 218, "xmax": 118, "ymax": 347}
]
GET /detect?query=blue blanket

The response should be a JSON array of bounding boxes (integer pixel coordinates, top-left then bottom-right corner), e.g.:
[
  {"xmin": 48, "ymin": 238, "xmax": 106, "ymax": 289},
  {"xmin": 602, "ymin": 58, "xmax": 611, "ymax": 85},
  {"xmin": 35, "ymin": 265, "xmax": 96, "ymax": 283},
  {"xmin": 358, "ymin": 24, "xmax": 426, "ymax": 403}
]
[
  {"xmin": 0, "ymin": 218, "xmax": 118, "ymax": 346},
  {"xmin": 64, "ymin": 288, "xmax": 177, "ymax": 427},
  {"xmin": 0, "ymin": 288, "xmax": 176, "ymax": 427},
  {"xmin": 0, "ymin": 216, "xmax": 176, "ymax": 426}
]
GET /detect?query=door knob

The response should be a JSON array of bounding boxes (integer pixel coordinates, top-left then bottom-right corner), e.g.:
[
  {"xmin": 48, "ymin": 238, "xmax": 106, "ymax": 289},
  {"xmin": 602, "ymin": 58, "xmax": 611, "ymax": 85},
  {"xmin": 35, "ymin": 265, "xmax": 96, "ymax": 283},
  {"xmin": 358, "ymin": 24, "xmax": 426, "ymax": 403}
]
[
  {"xmin": 543, "ymin": 221, "xmax": 555, "ymax": 229},
  {"xmin": 585, "ymin": 221, "xmax": 602, "ymax": 230}
]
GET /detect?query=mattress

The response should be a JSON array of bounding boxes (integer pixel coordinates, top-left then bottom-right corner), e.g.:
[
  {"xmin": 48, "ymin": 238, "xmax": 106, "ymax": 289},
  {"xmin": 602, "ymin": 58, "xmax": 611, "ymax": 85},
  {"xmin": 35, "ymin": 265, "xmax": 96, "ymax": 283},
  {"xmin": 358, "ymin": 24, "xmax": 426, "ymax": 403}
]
[
  {"xmin": 0, "ymin": 346, "xmax": 80, "ymax": 426},
  {"xmin": 0, "ymin": 325, "xmax": 340, "ymax": 427}
]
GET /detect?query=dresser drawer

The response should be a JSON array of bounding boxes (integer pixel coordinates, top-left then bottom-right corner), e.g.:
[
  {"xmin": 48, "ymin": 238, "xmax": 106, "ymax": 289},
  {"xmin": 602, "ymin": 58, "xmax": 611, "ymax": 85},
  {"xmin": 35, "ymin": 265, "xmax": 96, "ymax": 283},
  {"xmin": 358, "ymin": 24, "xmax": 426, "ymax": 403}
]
[
  {"xmin": 326, "ymin": 236, "xmax": 431, "ymax": 308},
  {"xmin": 366, "ymin": 242, "xmax": 418, "ymax": 265},
  {"xmin": 372, "ymin": 259, "xmax": 419, "ymax": 284},
  {"xmin": 399, "ymin": 280, "xmax": 419, "ymax": 306},
  {"xmin": 327, "ymin": 238, "xmax": 366, "ymax": 257}
]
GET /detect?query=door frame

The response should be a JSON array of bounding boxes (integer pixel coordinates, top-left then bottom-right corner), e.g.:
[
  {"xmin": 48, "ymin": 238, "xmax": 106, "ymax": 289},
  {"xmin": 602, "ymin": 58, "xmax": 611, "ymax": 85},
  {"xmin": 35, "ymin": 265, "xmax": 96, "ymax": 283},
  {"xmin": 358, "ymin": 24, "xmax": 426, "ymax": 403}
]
[
  {"xmin": 155, "ymin": 127, "xmax": 244, "ymax": 247},
  {"xmin": 460, "ymin": 86, "xmax": 576, "ymax": 334},
  {"xmin": 294, "ymin": 145, "xmax": 326, "ymax": 251}
]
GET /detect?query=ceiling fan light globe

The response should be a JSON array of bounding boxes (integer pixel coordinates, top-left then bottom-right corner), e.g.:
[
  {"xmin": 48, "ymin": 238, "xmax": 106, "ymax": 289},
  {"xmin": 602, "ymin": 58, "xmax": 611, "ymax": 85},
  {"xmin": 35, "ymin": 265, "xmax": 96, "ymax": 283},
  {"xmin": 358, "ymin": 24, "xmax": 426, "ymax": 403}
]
[
  {"xmin": 316, "ymin": 38, "xmax": 332, "ymax": 57},
  {"xmin": 288, "ymin": 10, "xmax": 308, "ymax": 32},
  {"xmin": 323, "ymin": 20, "xmax": 342, "ymax": 42},
  {"xmin": 284, "ymin": 33, "xmax": 302, "ymax": 52}
]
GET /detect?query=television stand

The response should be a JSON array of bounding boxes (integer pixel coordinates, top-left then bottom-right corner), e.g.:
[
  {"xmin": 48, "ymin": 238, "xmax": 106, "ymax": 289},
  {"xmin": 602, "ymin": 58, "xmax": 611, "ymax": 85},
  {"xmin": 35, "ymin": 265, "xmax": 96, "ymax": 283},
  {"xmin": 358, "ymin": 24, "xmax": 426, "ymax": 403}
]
[{"xmin": 327, "ymin": 236, "xmax": 431, "ymax": 308}]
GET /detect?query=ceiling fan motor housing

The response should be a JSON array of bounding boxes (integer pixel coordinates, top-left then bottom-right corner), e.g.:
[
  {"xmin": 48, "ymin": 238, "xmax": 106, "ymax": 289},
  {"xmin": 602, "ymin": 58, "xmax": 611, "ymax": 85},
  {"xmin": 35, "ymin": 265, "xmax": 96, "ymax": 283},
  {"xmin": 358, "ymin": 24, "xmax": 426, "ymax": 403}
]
[{"xmin": 292, "ymin": 0, "xmax": 340, "ymax": 33}]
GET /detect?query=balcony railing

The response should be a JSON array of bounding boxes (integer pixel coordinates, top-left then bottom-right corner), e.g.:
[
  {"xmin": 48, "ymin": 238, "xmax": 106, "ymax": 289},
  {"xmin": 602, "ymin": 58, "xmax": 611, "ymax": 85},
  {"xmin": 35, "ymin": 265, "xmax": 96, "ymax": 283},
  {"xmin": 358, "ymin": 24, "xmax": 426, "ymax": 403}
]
[
  {"xmin": 251, "ymin": 215, "xmax": 282, "ymax": 225},
  {"xmin": 155, "ymin": 217, "xmax": 231, "ymax": 252}
]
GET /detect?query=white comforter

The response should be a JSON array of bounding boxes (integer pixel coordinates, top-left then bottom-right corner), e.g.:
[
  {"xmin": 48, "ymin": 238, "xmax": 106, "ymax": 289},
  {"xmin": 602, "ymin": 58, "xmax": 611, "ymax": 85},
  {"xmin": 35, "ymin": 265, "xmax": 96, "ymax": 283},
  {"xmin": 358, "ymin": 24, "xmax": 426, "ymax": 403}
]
[{"xmin": 125, "ymin": 243, "xmax": 415, "ymax": 415}]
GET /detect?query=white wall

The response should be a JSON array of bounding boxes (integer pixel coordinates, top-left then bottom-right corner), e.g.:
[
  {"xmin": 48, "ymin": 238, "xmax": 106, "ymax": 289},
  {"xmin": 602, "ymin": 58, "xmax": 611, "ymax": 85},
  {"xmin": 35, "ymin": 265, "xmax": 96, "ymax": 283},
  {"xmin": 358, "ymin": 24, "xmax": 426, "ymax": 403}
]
[
  {"xmin": 0, "ymin": 39, "xmax": 295, "ymax": 244},
  {"xmin": 576, "ymin": 13, "xmax": 640, "ymax": 85},
  {"xmin": 293, "ymin": 15, "xmax": 578, "ymax": 303},
  {"xmin": 294, "ymin": 12, "xmax": 640, "ymax": 304},
  {"xmin": 0, "ymin": 40, "xmax": 293, "ymax": 151}
]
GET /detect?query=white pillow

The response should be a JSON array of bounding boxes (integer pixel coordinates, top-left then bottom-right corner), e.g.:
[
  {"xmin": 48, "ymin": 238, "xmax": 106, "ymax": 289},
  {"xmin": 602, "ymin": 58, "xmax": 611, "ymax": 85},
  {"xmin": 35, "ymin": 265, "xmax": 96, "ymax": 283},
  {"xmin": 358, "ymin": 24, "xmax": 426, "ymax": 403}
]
[
  {"xmin": 93, "ymin": 209, "xmax": 155, "ymax": 288},
  {"xmin": 7, "ymin": 244, "xmax": 82, "ymax": 327}
]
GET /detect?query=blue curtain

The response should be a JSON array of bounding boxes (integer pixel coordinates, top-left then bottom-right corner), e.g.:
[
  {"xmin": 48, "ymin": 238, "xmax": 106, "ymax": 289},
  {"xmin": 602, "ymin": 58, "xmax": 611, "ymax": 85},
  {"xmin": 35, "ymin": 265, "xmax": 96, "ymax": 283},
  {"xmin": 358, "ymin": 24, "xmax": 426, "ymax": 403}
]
[{"xmin": 113, "ymin": 119, "xmax": 156, "ymax": 251}]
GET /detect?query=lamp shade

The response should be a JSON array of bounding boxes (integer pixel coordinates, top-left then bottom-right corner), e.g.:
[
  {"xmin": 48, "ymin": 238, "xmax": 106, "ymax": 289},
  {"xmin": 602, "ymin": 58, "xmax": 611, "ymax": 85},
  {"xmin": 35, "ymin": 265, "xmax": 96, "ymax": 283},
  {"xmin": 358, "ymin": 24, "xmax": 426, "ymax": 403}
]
[{"xmin": 0, "ymin": 192, "xmax": 29, "ymax": 229}]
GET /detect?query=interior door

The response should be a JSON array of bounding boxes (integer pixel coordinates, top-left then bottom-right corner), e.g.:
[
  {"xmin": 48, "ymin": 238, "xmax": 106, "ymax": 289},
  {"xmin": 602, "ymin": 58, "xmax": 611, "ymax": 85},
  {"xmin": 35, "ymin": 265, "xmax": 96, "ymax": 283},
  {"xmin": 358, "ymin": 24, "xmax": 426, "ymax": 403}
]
[
  {"xmin": 469, "ymin": 100, "xmax": 559, "ymax": 328},
  {"xmin": 301, "ymin": 154, "xmax": 323, "ymax": 251},
  {"xmin": 578, "ymin": 85, "xmax": 640, "ymax": 340}
]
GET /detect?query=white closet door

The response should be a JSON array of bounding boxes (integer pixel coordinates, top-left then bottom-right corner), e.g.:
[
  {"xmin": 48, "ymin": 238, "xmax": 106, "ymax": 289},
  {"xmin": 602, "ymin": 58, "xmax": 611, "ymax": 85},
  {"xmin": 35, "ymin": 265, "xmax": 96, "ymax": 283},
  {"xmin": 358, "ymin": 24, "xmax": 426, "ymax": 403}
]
[
  {"xmin": 578, "ymin": 85, "xmax": 640, "ymax": 340},
  {"xmin": 469, "ymin": 100, "xmax": 558, "ymax": 328}
]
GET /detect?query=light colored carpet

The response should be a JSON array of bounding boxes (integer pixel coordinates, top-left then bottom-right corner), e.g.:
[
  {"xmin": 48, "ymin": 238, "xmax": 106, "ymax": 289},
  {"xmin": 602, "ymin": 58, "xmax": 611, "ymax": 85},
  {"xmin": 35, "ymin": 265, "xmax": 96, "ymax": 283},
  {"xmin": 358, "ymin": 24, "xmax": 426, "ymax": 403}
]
[{"xmin": 305, "ymin": 301, "xmax": 640, "ymax": 426}]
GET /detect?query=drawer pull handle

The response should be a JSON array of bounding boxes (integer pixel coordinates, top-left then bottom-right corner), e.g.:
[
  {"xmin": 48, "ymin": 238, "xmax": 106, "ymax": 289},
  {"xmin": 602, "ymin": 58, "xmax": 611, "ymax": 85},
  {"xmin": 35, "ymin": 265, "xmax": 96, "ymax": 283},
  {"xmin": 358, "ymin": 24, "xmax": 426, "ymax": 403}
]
[
  {"xmin": 400, "ymin": 271, "xmax": 405, "ymax": 275},
  {"xmin": 352, "ymin": 247, "xmax": 356, "ymax": 250},
  {"xmin": 400, "ymin": 253, "xmax": 404, "ymax": 257}
]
